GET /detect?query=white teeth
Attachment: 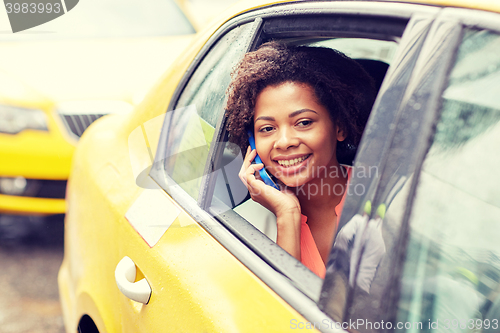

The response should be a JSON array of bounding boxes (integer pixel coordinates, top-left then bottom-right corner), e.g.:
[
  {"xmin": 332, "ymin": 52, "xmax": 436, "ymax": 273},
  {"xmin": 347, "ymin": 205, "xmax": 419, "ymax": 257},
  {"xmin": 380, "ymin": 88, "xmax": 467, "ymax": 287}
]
[{"xmin": 277, "ymin": 155, "xmax": 308, "ymax": 167}]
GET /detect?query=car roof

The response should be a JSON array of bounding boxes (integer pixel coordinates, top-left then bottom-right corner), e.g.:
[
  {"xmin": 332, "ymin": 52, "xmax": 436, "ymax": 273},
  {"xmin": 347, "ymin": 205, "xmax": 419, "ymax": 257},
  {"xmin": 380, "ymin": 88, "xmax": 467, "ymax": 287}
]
[
  {"xmin": 225, "ymin": 0, "xmax": 500, "ymax": 20},
  {"xmin": 387, "ymin": 0, "xmax": 500, "ymax": 12}
]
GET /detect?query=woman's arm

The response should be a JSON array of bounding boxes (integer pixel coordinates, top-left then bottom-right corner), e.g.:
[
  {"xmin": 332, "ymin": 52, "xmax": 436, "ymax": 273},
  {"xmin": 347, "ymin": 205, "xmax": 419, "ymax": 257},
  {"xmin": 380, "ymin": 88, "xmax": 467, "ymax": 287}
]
[{"xmin": 276, "ymin": 208, "xmax": 302, "ymax": 260}]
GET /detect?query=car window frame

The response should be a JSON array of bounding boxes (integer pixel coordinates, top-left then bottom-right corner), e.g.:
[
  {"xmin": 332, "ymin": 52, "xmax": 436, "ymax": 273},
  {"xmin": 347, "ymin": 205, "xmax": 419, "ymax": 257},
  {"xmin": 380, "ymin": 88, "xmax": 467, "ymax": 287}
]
[{"xmin": 151, "ymin": 0, "xmax": 444, "ymax": 326}]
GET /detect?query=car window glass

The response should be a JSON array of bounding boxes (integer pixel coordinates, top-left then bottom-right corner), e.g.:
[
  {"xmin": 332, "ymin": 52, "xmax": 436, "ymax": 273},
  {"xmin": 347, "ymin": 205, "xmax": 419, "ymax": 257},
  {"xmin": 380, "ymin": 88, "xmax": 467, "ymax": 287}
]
[
  {"xmin": 151, "ymin": 23, "xmax": 254, "ymax": 200},
  {"xmin": 396, "ymin": 29, "xmax": 500, "ymax": 332},
  {"xmin": 176, "ymin": 23, "xmax": 253, "ymax": 127}
]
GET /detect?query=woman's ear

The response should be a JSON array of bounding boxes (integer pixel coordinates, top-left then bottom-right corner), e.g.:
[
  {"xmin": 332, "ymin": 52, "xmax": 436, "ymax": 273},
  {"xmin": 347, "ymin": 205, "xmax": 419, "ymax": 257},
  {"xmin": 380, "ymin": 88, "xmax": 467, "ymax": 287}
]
[{"xmin": 336, "ymin": 126, "xmax": 347, "ymax": 142}]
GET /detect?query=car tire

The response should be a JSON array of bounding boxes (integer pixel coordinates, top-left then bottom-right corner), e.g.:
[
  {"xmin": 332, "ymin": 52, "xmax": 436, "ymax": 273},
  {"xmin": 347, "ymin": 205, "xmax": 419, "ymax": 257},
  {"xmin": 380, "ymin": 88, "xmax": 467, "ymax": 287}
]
[{"xmin": 77, "ymin": 315, "xmax": 99, "ymax": 333}]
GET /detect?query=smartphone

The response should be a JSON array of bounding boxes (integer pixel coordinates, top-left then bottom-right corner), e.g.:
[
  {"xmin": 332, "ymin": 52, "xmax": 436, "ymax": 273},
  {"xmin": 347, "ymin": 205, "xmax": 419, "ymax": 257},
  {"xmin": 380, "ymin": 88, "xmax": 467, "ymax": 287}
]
[{"xmin": 247, "ymin": 131, "xmax": 280, "ymax": 190}]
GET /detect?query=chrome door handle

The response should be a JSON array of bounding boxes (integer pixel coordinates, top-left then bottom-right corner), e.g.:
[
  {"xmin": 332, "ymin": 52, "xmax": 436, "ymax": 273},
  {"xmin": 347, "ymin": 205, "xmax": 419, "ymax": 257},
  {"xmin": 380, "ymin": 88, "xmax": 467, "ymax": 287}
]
[{"xmin": 115, "ymin": 256, "xmax": 151, "ymax": 304}]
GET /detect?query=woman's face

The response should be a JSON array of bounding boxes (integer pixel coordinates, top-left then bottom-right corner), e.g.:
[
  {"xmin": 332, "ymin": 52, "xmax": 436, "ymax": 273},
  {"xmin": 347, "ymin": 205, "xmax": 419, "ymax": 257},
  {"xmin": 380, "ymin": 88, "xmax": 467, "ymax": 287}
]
[{"xmin": 253, "ymin": 81, "xmax": 345, "ymax": 187}]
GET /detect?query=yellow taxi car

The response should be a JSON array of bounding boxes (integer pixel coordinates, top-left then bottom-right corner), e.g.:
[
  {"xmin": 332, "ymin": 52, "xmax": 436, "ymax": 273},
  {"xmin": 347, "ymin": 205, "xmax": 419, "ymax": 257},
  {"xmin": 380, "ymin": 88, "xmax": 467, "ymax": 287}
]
[
  {"xmin": 59, "ymin": 0, "xmax": 500, "ymax": 331},
  {"xmin": 0, "ymin": 0, "xmax": 195, "ymax": 233}
]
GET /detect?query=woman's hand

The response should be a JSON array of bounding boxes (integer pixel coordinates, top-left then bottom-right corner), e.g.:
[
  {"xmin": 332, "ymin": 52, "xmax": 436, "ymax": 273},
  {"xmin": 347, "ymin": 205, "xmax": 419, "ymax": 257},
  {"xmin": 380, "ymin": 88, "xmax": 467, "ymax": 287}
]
[
  {"xmin": 239, "ymin": 146, "xmax": 302, "ymax": 260},
  {"xmin": 239, "ymin": 147, "xmax": 300, "ymax": 216}
]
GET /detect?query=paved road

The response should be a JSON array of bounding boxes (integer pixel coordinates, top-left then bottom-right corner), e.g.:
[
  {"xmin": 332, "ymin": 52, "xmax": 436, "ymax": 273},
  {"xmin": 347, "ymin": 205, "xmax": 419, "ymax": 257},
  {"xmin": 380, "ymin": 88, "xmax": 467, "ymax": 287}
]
[{"xmin": 0, "ymin": 215, "xmax": 65, "ymax": 333}]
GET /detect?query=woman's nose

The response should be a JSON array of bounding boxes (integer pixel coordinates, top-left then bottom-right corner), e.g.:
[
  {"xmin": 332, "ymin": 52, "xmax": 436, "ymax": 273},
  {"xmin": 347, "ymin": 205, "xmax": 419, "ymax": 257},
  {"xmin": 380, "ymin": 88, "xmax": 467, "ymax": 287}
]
[{"xmin": 274, "ymin": 129, "xmax": 299, "ymax": 150}]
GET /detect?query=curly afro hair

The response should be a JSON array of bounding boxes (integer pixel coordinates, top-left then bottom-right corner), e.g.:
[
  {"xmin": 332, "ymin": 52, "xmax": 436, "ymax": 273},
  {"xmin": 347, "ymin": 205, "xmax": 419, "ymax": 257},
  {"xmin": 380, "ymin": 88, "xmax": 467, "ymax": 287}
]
[{"xmin": 225, "ymin": 41, "xmax": 376, "ymax": 164}]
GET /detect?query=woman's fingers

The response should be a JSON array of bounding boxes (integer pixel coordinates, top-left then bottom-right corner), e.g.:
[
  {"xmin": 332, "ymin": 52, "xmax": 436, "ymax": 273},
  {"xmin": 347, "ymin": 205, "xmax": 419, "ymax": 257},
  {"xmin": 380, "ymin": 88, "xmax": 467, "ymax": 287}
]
[
  {"xmin": 245, "ymin": 163, "xmax": 264, "ymax": 190},
  {"xmin": 238, "ymin": 147, "xmax": 257, "ymax": 187},
  {"xmin": 237, "ymin": 147, "xmax": 286, "ymax": 210},
  {"xmin": 244, "ymin": 162, "xmax": 270, "ymax": 198},
  {"xmin": 244, "ymin": 146, "xmax": 257, "ymax": 168}
]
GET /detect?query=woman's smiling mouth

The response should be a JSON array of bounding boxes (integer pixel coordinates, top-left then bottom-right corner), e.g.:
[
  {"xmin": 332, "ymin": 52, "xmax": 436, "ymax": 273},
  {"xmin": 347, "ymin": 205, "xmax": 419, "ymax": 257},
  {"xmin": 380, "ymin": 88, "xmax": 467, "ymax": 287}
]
[{"xmin": 274, "ymin": 154, "xmax": 311, "ymax": 168}]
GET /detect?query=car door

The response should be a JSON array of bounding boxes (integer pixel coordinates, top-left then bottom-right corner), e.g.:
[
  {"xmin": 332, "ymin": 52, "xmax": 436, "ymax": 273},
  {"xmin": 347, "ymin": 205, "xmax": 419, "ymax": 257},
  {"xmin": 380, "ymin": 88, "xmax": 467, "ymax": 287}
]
[
  {"xmin": 119, "ymin": 2, "xmax": 453, "ymax": 332},
  {"xmin": 150, "ymin": 1, "xmax": 441, "ymax": 330},
  {"xmin": 319, "ymin": 7, "xmax": 500, "ymax": 333}
]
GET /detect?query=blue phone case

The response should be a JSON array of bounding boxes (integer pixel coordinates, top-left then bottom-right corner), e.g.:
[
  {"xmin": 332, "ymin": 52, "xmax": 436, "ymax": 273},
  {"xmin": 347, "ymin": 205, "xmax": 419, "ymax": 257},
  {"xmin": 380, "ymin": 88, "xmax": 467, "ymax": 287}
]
[{"xmin": 247, "ymin": 131, "xmax": 280, "ymax": 190}]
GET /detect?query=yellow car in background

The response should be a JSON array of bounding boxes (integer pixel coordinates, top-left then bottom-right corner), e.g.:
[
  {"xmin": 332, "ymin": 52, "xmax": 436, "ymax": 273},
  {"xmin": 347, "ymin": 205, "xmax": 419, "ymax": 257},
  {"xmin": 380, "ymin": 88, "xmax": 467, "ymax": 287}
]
[
  {"xmin": 60, "ymin": 0, "xmax": 500, "ymax": 332},
  {"xmin": 0, "ymin": 0, "xmax": 195, "ymax": 239}
]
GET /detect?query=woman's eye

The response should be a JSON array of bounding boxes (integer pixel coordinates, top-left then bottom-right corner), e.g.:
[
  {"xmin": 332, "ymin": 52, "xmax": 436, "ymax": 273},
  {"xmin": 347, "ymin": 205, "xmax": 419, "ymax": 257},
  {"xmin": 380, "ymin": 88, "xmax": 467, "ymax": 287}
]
[
  {"xmin": 297, "ymin": 120, "xmax": 313, "ymax": 127},
  {"xmin": 259, "ymin": 126, "xmax": 274, "ymax": 133}
]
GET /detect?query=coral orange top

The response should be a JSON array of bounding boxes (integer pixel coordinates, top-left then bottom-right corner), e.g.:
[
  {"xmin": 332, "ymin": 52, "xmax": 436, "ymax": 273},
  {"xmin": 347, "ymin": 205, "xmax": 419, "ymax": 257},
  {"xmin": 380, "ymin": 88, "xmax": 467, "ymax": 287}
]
[{"xmin": 300, "ymin": 167, "xmax": 351, "ymax": 278}]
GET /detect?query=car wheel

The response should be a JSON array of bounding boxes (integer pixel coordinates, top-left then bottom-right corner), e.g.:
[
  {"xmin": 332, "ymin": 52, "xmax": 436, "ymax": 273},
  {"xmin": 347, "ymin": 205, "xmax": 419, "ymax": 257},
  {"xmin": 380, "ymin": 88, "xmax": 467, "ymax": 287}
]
[{"xmin": 77, "ymin": 315, "xmax": 99, "ymax": 333}]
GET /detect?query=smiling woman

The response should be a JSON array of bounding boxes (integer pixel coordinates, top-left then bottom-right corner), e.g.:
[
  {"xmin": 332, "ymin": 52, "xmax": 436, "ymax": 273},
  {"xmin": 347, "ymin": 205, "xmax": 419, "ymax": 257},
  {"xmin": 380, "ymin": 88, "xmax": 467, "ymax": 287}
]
[{"xmin": 225, "ymin": 41, "xmax": 376, "ymax": 277}]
